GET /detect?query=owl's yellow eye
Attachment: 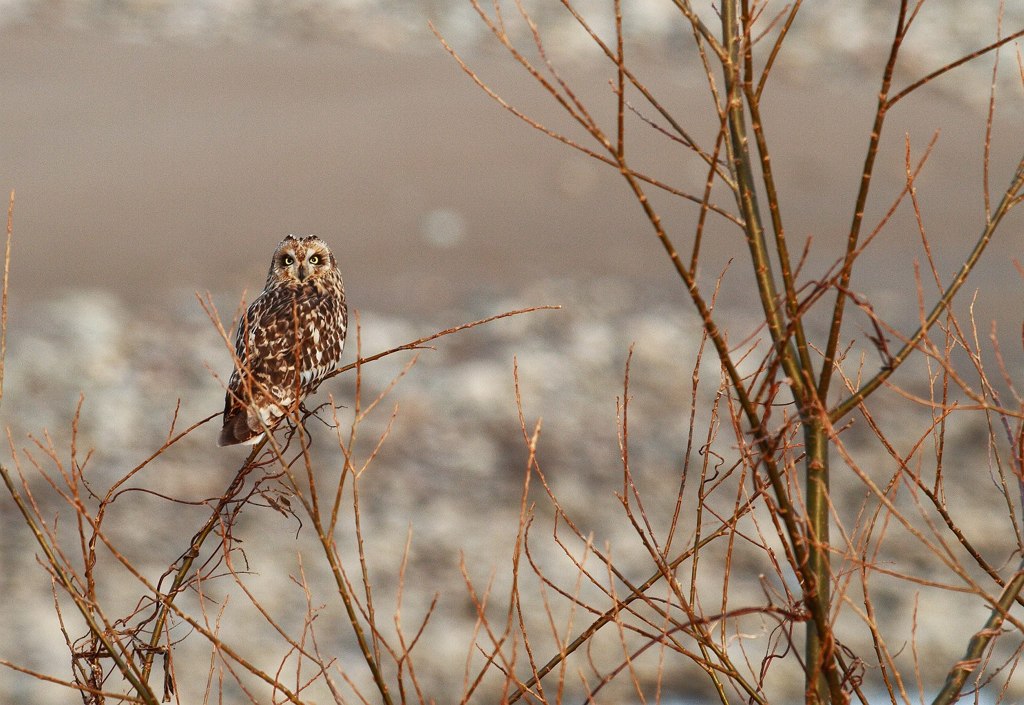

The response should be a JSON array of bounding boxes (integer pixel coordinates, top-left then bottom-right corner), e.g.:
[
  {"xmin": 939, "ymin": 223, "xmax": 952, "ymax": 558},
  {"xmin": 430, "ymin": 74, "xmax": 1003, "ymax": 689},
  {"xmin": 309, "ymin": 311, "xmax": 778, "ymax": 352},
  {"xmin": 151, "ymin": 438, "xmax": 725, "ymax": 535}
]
[
  {"xmin": 309, "ymin": 255, "xmax": 321, "ymax": 265},
  {"xmin": 283, "ymin": 255, "xmax": 295, "ymax": 266}
]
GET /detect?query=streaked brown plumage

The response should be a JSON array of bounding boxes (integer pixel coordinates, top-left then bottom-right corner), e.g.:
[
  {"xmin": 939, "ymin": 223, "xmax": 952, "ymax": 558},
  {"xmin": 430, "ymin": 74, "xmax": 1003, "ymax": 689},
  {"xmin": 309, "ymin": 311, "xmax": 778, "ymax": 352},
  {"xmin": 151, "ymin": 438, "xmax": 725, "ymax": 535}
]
[{"xmin": 219, "ymin": 234, "xmax": 347, "ymax": 446}]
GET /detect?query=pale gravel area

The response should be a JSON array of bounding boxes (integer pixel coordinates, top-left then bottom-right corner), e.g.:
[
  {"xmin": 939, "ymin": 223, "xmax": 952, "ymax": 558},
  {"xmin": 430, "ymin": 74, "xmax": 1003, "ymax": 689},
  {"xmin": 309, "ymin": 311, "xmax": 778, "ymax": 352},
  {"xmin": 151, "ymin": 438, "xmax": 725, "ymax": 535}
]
[{"xmin": 0, "ymin": 282, "xmax": 1019, "ymax": 704}]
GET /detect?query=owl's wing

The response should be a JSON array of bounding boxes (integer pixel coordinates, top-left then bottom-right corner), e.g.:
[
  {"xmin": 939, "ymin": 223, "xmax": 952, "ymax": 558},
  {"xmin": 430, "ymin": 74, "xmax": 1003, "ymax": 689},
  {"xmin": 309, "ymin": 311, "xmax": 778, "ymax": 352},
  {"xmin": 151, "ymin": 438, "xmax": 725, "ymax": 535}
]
[
  {"xmin": 231, "ymin": 287, "xmax": 302, "ymax": 392},
  {"xmin": 298, "ymin": 292, "xmax": 347, "ymax": 390},
  {"xmin": 220, "ymin": 283, "xmax": 346, "ymax": 446},
  {"xmin": 220, "ymin": 289, "xmax": 296, "ymax": 445},
  {"xmin": 256, "ymin": 285, "xmax": 345, "ymax": 382}
]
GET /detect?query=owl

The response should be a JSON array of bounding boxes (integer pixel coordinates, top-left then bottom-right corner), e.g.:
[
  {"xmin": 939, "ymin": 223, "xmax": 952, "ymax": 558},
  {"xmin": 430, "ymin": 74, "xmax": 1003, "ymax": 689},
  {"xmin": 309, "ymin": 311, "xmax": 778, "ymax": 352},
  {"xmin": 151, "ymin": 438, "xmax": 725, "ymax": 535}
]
[{"xmin": 219, "ymin": 235, "xmax": 348, "ymax": 446}]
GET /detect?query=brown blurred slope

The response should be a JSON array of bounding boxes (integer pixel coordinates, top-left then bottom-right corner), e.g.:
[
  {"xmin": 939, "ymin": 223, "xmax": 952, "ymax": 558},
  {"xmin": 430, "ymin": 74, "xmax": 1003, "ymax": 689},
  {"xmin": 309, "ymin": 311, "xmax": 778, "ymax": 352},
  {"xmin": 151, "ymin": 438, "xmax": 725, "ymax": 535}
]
[{"xmin": 0, "ymin": 23, "xmax": 1021, "ymax": 326}]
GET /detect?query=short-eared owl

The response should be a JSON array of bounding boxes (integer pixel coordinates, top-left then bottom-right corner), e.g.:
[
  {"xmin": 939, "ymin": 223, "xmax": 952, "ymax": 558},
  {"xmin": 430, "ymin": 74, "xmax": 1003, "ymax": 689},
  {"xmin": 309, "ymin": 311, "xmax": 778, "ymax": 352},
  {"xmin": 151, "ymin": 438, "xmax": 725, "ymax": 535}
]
[{"xmin": 219, "ymin": 235, "xmax": 348, "ymax": 446}]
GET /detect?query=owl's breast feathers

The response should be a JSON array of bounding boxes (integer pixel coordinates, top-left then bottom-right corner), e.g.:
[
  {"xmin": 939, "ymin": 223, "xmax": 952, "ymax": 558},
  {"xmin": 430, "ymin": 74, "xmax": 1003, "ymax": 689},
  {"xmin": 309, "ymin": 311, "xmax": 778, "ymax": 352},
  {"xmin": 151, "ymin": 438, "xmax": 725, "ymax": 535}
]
[{"xmin": 219, "ymin": 277, "xmax": 347, "ymax": 446}]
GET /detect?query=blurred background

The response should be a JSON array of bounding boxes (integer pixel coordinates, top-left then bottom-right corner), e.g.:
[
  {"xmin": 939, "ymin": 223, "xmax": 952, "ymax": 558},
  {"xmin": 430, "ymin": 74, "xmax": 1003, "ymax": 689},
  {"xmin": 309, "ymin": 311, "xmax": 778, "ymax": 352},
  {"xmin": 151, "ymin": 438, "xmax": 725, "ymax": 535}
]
[{"xmin": 1, "ymin": 1, "xmax": 1023, "ymax": 703}]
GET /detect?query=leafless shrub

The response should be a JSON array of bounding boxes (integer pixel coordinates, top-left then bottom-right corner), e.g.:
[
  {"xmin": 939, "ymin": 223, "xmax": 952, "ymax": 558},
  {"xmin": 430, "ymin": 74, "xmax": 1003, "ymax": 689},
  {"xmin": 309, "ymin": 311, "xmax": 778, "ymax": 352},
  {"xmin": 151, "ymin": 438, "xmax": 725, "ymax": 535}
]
[
  {"xmin": 4, "ymin": 3, "xmax": 1024, "ymax": 704},
  {"xmin": 427, "ymin": 1, "xmax": 1024, "ymax": 704}
]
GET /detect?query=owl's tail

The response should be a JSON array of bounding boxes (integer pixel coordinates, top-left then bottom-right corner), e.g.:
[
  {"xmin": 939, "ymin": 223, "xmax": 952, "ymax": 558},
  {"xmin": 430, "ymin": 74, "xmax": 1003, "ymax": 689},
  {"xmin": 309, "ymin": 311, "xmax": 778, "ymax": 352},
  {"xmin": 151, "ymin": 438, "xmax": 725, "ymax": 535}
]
[{"xmin": 218, "ymin": 410, "xmax": 264, "ymax": 446}]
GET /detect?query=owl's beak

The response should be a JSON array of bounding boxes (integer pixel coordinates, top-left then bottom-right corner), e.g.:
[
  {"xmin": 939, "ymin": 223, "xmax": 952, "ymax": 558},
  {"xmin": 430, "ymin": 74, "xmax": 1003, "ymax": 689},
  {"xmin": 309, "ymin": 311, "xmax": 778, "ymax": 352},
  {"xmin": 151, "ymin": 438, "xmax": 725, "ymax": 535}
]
[{"xmin": 297, "ymin": 264, "xmax": 309, "ymax": 281}]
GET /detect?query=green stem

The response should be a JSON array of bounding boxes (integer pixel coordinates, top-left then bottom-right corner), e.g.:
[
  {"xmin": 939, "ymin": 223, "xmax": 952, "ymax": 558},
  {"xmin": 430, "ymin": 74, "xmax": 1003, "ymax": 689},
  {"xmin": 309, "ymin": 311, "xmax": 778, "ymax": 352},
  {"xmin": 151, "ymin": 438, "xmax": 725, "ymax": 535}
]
[
  {"xmin": 932, "ymin": 564, "xmax": 1024, "ymax": 705},
  {"xmin": 720, "ymin": 5, "xmax": 841, "ymax": 701},
  {"xmin": 818, "ymin": 2, "xmax": 908, "ymax": 401},
  {"xmin": 804, "ymin": 418, "xmax": 833, "ymax": 705},
  {"xmin": 829, "ymin": 158, "xmax": 1024, "ymax": 423},
  {"xmin": 719, "ymin": 0, "xmax": 808, "ymax": 404},
  {"xmin": 744, "ymin": 90, "xmax": 814, "ymax": 380}
]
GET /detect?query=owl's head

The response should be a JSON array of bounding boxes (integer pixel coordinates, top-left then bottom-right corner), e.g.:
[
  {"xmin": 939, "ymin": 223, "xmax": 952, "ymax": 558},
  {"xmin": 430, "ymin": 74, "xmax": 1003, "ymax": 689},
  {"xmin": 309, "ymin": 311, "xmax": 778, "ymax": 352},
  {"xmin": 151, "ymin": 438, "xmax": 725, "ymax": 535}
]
[{"xmin": 266, "ymin": 234, "xmax": 338, "ymax": 286}]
